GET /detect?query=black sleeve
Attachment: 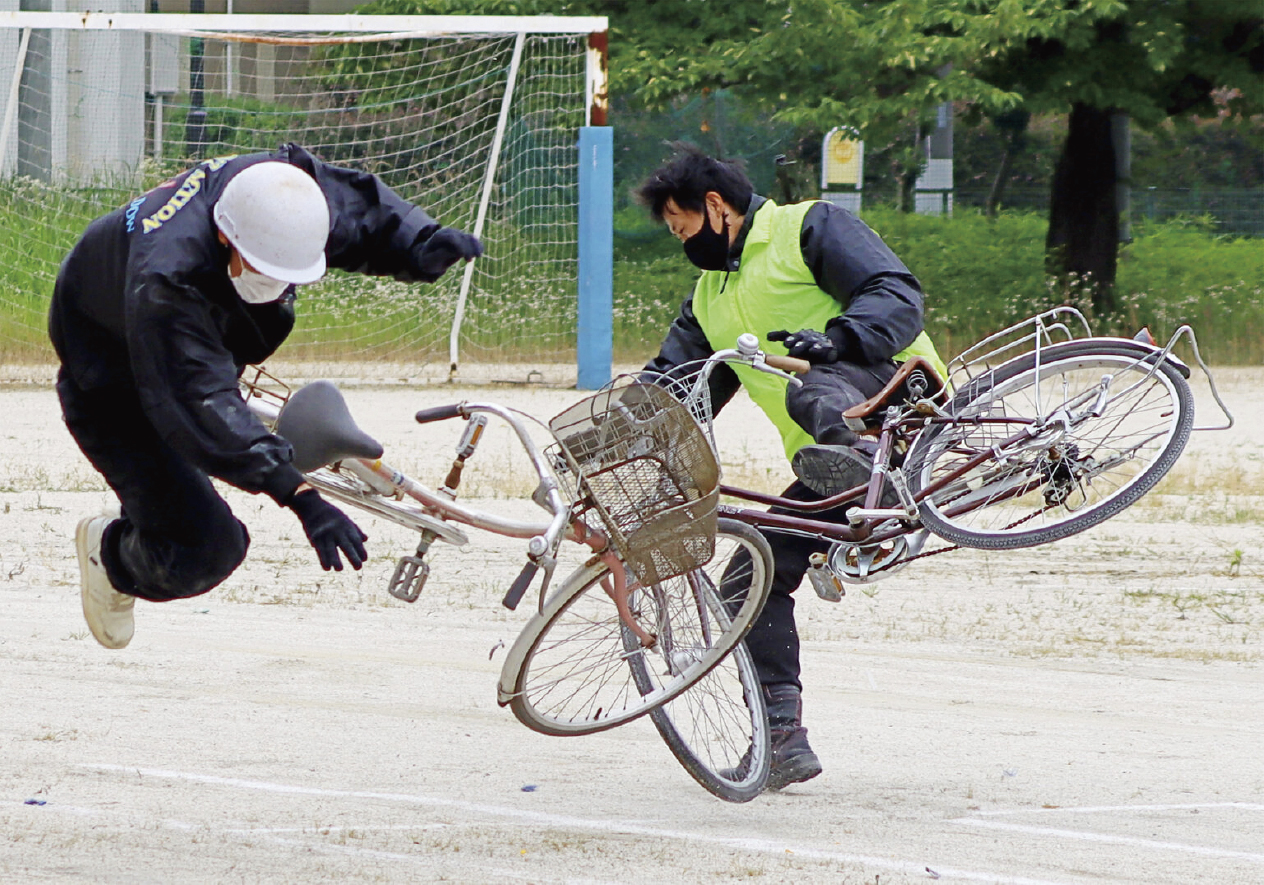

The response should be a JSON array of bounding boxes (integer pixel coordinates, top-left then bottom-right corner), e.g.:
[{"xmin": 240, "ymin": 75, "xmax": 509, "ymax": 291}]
[
  {"xmin": 641, "ymin": 297, "xmax": 741, "ymax": 415},
  {"xmin": 279, "ymin": 144, "xmax": 443, "ymax": 283},
  {"xmin": 800, "ymin": 202, "xmax": 925, "ymax": 364},
  {"xmin": 127, "ymin": 273, "xmax": 306, "ymax": 504}
]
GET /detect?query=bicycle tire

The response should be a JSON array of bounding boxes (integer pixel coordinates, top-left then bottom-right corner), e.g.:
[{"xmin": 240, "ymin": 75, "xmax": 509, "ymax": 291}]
[
  {"xmin": 498, "ymin": 519, "xmax": 774, "ymax": 737},
  {"xmin": 908, "ymin": 340, "xmax": 1193, "ymax": 550},
  {"xmin": 639, "ymin": 638, "xmax": 771, "ymax": 802}
]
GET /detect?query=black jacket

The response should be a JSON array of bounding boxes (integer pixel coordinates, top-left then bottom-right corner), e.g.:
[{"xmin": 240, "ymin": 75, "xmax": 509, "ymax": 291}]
[
  {"xmin": 644, "ymin": 195, "xmax": 925, "ymax": 413},
  {"xmin": 49, "ymin": 143, "xmax": 446, "ymax": 504}
]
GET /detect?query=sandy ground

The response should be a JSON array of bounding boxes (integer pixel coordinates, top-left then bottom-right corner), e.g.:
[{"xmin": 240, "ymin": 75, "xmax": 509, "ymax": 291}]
[{"xmin": 1, "ymin": 365, "xmax": 1261, "ymax": 884}]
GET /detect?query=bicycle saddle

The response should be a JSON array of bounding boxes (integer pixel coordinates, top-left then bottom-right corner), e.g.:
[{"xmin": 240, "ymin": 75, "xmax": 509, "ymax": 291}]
[{"xmin": 274, "ymin": 380, "xmax": 384, "ymax": 473}]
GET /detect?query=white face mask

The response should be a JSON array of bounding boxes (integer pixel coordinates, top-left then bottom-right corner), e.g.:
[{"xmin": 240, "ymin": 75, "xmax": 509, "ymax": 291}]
[{"xmin": 231, "ymin": 265, "xmax": 290, "ymax": 304}]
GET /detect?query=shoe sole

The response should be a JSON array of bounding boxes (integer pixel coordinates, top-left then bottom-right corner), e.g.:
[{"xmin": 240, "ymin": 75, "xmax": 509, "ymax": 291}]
[
  {"xmin": 793, "ymin": 446, "xmax": 901, "ymax": 506},
  {"xmin": 793, "ymin": 446, "xmax": 873, "ymax": 498}
]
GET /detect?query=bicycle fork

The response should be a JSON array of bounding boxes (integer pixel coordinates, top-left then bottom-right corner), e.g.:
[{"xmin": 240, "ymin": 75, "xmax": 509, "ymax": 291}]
[{"xmin": 388, "ymin": 414, "xmax": 489, "ymax": 603}]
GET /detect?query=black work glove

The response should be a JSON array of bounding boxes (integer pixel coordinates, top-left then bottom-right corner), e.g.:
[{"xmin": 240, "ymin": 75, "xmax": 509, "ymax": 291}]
[
  {"xmin": 287, "ymin": 488, "xmax": 369, "ymax": 571},
  {"xmin": 414, "ymin": 227, "xmax": 484, "ymax": 282},
  {"xmin": 767, "ymin": 327, "xmax": 844, "ymax": 364}
]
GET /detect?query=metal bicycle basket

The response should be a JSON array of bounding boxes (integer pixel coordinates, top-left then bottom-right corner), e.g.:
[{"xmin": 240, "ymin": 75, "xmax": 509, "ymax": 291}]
[{"xmin": 549, "ymin": 380, "xmax": 720, "ymax": 587}]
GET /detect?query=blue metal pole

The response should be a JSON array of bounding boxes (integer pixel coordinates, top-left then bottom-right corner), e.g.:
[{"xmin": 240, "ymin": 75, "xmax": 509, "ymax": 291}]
[{"xmin": 576, "ymin": 126, "xmax": 613, "ymax": 390}]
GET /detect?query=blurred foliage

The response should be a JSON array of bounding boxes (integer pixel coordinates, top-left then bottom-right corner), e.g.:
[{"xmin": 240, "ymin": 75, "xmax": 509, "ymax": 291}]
[{"xmin": 613, "ymin": 207, "xmax": 1263, "ymax": 365}]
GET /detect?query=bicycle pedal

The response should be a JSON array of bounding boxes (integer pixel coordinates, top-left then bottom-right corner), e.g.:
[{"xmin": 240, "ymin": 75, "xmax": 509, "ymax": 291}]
[
  {"xmin": 807, "ymin": 552, "xmax": 844, "ymax": 602},
  {"xmin": 388, "ymin": 555, "xmax": 430, "ymax": 603}
]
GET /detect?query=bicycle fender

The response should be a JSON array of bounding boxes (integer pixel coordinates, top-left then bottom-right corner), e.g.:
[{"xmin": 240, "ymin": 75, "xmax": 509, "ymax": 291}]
[{"xmin": 1091, "ymin": 336, "xmax": 1192, "ymax": 379}]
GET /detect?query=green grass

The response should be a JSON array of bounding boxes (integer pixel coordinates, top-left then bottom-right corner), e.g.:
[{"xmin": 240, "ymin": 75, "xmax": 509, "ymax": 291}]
[
  {"xmin": 614, "ymin": 205, "xmax": 1263, "ymax": 365},
  {"xmin": 3, "ymin": 182, "xmax": 1260, "ymax": 365}
]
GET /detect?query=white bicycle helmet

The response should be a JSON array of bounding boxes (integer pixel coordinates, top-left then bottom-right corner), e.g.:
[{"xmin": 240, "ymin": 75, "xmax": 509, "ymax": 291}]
[{"xmin": 213, "ymin": 161, "xmax": 330, "ymax": 284}]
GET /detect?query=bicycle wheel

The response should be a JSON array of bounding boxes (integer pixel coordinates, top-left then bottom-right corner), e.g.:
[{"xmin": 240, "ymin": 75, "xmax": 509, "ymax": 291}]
[
  {"xmin": 640, "ymin": 639, "xmax": 770, "ymax": 802},
  {"xmin": 498, "ymin": 519, "xmax": 773, "ymax": 737},
  {"xmin": 908, "ymin": 340, "xmax": 1193, "ymax": 549}
]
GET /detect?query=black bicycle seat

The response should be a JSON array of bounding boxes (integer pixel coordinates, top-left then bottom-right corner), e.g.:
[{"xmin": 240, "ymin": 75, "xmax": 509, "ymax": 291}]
[{"xmin": 274, "ymin": 380, "xmax": 384, "ymax": 473}]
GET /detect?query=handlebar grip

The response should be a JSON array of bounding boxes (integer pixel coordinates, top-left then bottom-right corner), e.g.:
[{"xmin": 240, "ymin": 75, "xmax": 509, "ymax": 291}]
[
  {"xmin": 764, "ymin": 354, "xmax": 812, "ymax": 375},
  {"xmin": 501, "ymin": 561, "xmax": 539, "ymax": 611},
  {"xmin": 414, "ymin": 403, "xmax": 465, "ymax": 424}
]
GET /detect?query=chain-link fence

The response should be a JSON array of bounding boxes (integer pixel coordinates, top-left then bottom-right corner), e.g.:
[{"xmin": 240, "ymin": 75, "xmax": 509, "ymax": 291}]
[
  {"xmin": 613, "ymin": 94, "xmax": 1263, "ymax": 237},
  {"xmin": 955, "ymin": 186, "xmax": 1264, "ymax": 236}
]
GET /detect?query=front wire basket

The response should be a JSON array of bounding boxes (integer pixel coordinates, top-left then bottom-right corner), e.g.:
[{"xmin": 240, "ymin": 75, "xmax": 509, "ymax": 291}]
[{"xmin": 549, "ymin": 379, "xmax": 719, "ymax": 587}]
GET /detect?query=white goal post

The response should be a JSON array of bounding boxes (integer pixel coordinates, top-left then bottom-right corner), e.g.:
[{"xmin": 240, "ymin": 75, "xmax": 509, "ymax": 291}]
[{"xmin": 0, "ymin": 11, "xmax": 611, "ymax": 385}]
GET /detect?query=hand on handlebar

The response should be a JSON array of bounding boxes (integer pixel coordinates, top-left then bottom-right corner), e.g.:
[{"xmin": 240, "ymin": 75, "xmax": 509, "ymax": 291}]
[{"xmin": 767, "ymin": 328, "xmax": 842, "ymax": 365}]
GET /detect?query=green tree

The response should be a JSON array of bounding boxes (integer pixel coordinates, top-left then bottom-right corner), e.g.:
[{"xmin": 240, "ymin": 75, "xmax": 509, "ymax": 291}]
[
  {"xmin": 600, "ymin": 0, "xmax": 1262, "ymax": 308},
  {"xmin": 360, "ymin": 0, "xmax": 1262, "ymax": 310},
  {"xmin": 968, "ymin": 0, "xmax": 1263, "ymax": 309}
]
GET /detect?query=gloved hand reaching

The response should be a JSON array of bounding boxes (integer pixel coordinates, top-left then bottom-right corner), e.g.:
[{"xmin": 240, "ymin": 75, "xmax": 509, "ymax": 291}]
[
  {"xmin": 287, "ymin": 488, "xmax": 369, "ymax": 571},
  {"xmin": 415, "ymin": 227, "xmax": 484, "ymax": 282},
  {"xmin": 767, "ymin": 327, "xmax": 844, "ymax": 364}
]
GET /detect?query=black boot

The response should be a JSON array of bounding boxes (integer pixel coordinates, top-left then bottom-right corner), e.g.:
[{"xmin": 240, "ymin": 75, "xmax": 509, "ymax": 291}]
[
  {"xmin": 765, "ymin": 684, "xmax": 823, "ymax": 791},
  {"xmin": 791, "ymin": 443, "xmax": 898, "ymax": 506}
]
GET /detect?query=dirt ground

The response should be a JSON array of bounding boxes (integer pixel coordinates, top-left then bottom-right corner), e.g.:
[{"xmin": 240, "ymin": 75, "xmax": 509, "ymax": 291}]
[{"xmin": 1, "ymin": 364, "xmax": 1261, "ymax": 884}]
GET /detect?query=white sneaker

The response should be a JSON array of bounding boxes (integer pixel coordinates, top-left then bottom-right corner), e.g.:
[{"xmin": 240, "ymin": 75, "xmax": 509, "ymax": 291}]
[{"xmin": 76, "ymin": 514, "xmax": 135, "ymax": 649}]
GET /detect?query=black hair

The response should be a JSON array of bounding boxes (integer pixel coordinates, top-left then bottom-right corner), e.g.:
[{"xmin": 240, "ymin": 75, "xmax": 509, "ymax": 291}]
[{"xmin": 634, "ymin": 142, "xmax": 754, "ymax": 222}]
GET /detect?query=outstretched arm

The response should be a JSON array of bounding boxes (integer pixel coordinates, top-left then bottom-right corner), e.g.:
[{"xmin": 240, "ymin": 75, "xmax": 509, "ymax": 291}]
[{"xmin": 279, "ymin": 143, "xmax": 481, "ymax": 283}]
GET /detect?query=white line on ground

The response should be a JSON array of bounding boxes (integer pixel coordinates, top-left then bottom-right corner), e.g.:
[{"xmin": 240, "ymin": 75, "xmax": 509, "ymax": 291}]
[
  {"xmin": 974, "ymin": 802, "xmax": 1264, "ymax": 816},
  {"xmin": 953, "ymin": 818, "xmax": 1264, "ymax": 863},
  {"xmin": 30, "ymin": 799, "xmax": 606, "ymax": 884},
  {"xmin": 218, "ymin": 823, "xmax": 450, "ymax": 835},
  {"xmin": 80, "ymin": 763, "xmax": 1079, "ymax": 885}
]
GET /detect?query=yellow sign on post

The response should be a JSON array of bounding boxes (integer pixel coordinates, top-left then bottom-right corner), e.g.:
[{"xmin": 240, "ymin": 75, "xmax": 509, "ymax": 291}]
[{"xmin": 821, "ymin": 127, "xmax": 864, "ymax": 189}]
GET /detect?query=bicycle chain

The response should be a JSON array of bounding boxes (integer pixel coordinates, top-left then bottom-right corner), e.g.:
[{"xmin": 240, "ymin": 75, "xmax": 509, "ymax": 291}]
[{"xmin": 900, "ymin": 507, "xmax": 1048, "ymax": 564}]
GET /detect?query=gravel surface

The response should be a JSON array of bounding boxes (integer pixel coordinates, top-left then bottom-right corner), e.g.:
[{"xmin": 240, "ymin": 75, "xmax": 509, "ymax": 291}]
[{"xmin": 2, "ymin": 366, "xmax": 1260, "ymax": 884}]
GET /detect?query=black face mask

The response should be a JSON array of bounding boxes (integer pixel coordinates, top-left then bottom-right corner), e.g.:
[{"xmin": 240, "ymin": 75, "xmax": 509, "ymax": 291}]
[{"xmin": 682, "ymin": 212, "xmax": 731, "ymax": 271}]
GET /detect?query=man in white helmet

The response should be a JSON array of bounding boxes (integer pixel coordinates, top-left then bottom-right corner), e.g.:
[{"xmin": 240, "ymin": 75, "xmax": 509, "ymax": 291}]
[{"xmin": 49, "ymin": 143, "xmax": 483, "ymax": 649}]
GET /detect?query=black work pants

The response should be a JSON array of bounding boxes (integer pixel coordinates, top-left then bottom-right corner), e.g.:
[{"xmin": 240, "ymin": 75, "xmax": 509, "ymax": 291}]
[
  {"xmin": 745, "ymin": 357, "xmax": 898, "ymax": 690},
  {"xmin": 57, "ymin": 370, "xmax": 249, "ymax": 602}
]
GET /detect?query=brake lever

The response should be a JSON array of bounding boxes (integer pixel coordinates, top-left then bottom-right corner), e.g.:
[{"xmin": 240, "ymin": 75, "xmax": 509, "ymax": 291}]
[
  {"xmin": 752, "ymin": 356, "xmax": 805, "ymax": 387},
  {"xmin": 734, "ymin": 332, "xmax": 808, "ymax": 386}
]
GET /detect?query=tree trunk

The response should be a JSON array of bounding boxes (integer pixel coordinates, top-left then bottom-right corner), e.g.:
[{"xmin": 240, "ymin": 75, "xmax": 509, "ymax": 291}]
[
  {"xmin": 985, "ymin": 145, "xmax": 1015, "ymax": 218},
  {"xmin": 987, "ymin": 109, "xmax": 1030, "ymax": 218},
  {"xmin": 897, "ymin": 168, "xmax": 917, "ymax": 212},
  {"xmin": 1045, "ymin": 103, "xmax": 1119, "ymax": 313}
]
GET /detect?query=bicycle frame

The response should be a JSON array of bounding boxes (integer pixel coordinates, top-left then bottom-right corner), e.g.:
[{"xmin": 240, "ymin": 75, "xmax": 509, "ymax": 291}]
[
  {"xmin": 241, "ymin": 380, "xmax": 617, "ymax": 613},
  {"xmin": 672, "ymin": 312, "xmax": 1233, "ymax": 590}
]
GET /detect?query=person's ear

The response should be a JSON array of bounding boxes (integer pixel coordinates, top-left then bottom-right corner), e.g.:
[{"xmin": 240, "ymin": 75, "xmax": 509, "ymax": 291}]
[{"xmin": 704, "ymin": 191, "xmax": 727, "ymax": 229}]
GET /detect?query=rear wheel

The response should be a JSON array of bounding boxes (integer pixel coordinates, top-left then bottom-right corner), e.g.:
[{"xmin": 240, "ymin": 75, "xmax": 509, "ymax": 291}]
[
  {"xmin": 500, "ymin": 519, "xmax": 773, "ymax": 736},
  {"xmin": 908, "ymin": 340, "xmax": 1193, "ymax": 549}
]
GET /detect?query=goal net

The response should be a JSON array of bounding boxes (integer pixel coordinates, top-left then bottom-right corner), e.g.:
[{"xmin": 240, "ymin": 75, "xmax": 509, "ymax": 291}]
[{"xmin": 0, "ymin": 12, "xmax": 606, "ymax": 382}]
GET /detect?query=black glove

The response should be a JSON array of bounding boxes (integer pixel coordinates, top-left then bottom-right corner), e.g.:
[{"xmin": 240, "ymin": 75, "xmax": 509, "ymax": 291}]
[
  {"xmin": 767, "ymin": 328, "xmax": 843, "ymax": 364},
  {"xmin": 415, "ymin": 227, "xmax": 484, "ymax": 282},
  {"xmin": 287, "ymin": 488, "xmax": 368, "ymax": 571}
]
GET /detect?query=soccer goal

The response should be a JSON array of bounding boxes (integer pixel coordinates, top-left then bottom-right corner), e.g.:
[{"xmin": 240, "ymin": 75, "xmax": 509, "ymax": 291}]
[{"xmin": 0, "ymin": 11, "xmax": 610, "ymax": 384}]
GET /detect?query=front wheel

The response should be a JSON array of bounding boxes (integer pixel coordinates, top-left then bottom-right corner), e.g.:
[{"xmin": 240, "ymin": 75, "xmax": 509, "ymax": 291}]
[
  {"xmin": 499, "ymin": 519, "xmax": 773, "ymax": 737},
  {"xmin": 640, "ymin": 639, "xmax": 770, "ymax": 802},
  {"xmin": 908, "ymin": 340, "xmax": 1193, "ymax": 549}
]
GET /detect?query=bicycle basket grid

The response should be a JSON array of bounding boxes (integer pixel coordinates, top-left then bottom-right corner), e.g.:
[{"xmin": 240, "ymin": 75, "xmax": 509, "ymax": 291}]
[{"xmin": 550, "ymin": 382, "xmax": 720, "ymax": 587}]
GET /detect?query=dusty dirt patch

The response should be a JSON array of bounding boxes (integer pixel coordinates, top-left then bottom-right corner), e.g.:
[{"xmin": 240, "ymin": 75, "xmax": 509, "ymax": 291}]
[{"xmin": 1, "ymin": 367, "xmax": 1260, "ymax": 883}]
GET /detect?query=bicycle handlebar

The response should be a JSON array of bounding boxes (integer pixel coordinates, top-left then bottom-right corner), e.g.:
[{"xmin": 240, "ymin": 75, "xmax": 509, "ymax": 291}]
[
  {"xmin": 415, "ymin": 403, "xmax": 466, "ymax": 424},
  {"xmin": 763, "ymin": 353, "xmax": 811, "ymax": 375}
]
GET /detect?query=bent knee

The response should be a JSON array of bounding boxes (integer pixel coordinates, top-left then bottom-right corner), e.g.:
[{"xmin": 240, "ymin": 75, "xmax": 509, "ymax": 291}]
[{"xmin": 141, "ymin": 520, "xmax": 249, "ymax": 601}]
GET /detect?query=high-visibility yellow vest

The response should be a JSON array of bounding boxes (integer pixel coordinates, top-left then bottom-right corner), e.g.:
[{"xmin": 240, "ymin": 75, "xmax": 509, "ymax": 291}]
[{"xmin": 693, "ymin": 198, "xmax": 948, "ymax": 460}]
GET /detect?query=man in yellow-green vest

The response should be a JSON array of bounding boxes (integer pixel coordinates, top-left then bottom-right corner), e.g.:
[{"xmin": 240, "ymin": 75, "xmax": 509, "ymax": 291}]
[{"xmin": 637, "ymin": 144, "xmax": 946, "ymax": 791}]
